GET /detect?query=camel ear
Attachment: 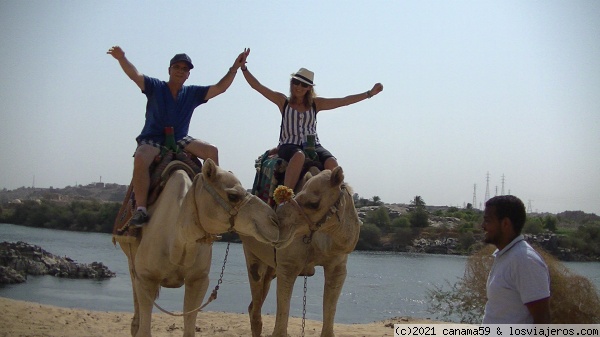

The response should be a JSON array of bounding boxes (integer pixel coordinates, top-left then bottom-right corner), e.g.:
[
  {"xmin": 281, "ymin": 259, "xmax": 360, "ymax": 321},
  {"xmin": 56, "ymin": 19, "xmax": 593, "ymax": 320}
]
[
  {"xmin": 202, "ymin": 158, "xmax": 218, "ymax": 182},
  {"xmin": 295, "ymin": 171, "xmax": 312, "ymax": 191},
  {"xmin": 169, "ymin": 175, "xmax": 206, "ymax": 267},
  {"xmin": 330, "ymin": 166, "xmax": 344, "ymax": 187}
]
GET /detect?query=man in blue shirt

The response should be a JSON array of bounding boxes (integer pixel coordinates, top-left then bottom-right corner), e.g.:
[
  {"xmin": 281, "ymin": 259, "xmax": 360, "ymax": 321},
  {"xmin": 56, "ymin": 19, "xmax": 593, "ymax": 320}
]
[{"xmin": 107, "ymin": 46, "xmax": 246, "ymax": 226}]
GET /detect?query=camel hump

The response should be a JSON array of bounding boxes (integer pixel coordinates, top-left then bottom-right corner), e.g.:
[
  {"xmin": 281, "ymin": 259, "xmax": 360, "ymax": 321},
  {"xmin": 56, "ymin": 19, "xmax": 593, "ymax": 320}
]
[
  {"xmin": 147, "ymin": 152, "xmax": 202, "ymax": 205},
  {"xmin": 252, "ymin": 150, "xmax": 323, "ymax": 208},
  {"xmin": 252, "ymin": 151, "xmax": 287, "ymax": 208},
  {"xmin": 112, "ymin": 152, "xmax": 202, "ymax": 242}
]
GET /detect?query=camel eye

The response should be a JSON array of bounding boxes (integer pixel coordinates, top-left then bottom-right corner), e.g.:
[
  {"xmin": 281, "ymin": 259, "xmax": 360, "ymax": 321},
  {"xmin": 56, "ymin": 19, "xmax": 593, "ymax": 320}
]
[
  {"xmin": 305, "ymin": 201, "xmax": 319, "ymax": 210},
  {"xmin": 228, "ymin": 193, "xmax": 241, "ymax": 203}
]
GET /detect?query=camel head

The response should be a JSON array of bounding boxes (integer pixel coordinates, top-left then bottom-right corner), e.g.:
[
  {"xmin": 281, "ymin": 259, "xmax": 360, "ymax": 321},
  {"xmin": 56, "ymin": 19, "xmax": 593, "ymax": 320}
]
[
  {"xmin": 176, "ymin": 158, "xmax": 287, "ymax": 247},
  {"xmin": 276, "ymin": 166, "xmax": 358, "ymax": 245}
]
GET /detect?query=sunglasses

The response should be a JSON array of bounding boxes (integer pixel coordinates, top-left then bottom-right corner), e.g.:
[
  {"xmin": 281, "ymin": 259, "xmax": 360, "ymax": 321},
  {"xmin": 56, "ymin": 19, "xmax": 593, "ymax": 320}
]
[
  {"xmin": 171, "ymin": 65, "xmax": 190, "ymax": 72},
  {"xmin": 291, "ymin": 78, "xmax": 310, "ymax": 88}
]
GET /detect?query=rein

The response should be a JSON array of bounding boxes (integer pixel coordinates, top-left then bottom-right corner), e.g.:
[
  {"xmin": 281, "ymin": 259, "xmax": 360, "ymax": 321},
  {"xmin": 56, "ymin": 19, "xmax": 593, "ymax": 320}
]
[
  {"xmin": 290, "ymin": 187, "xmax": 347, "ymax": 244},
  {"xmin": 202, "ymin": 179, "xmax": 254, "ymax": 232}
]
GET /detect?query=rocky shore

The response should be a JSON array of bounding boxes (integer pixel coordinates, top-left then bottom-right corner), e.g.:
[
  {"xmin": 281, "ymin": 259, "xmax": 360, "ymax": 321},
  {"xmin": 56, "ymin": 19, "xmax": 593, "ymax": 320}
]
[{"xmin": 0, "ymin": 241, "xmax": 115, "ymax": 284}]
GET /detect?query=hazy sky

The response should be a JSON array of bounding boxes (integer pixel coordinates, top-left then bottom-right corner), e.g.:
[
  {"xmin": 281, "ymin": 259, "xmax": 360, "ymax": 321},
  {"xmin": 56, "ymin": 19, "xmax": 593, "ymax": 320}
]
[{"xmin": 1, "ymin": 1, "xmax": 599, "ymax": 215}]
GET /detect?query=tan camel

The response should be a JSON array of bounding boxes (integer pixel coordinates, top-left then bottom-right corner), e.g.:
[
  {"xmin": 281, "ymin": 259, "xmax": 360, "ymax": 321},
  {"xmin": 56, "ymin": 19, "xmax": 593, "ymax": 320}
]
[
  {"xmin": 117, "ymin": 159, "xmax": 290, "ymax": 337},
  {"xmin": 240, "ymin": 166, "xmax": 362, "ymax": 337}
]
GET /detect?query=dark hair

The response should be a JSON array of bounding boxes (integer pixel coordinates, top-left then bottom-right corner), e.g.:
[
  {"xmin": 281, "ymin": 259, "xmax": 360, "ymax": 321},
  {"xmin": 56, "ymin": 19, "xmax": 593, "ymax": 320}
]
[{"xmin": 485, "ymin": 195, "xmax": 527, "ymax": 234}]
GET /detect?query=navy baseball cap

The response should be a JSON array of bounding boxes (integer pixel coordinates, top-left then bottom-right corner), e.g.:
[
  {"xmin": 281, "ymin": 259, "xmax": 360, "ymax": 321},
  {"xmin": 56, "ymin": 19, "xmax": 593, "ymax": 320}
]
[{"xmin": 170, "ymin": 53, "xmax": 194, "ymax": 69}]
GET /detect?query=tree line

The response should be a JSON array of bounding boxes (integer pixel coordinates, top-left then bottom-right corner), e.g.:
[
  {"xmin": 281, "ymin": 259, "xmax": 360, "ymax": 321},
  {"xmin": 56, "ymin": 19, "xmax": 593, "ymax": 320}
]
[
  {"xmin": 0, "ymin": 200, "xmax": 120, "ymax": 233},
  {"xmin": 1, "ymin": 195, "xmax": 598, "ymax": 259},
  {"xmin": 354, "ymin": 195, "xmax": 600, "ymax": 260}
]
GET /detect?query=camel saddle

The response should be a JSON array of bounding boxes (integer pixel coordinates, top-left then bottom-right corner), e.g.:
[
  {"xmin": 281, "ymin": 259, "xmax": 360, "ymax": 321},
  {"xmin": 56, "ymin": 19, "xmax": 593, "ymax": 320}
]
[
  {"xmin": 112, "ymin": 151, "xmax": 202, "ymax": 244},
  {"xmin": 252, "ymin": 149, "xmax": 323, "ymax": 208}
]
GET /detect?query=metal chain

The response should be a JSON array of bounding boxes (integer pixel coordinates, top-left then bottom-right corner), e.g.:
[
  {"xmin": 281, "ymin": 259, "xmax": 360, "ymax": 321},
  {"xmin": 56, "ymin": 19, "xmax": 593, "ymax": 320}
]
[
  {"xmin": 214, "ymin": 241, "xmax": 231, "ymax": 293},
  {"xmin": 129, "ymin": 240, "xmax": 232, "ymax": 317},
  {"xmin": 300, "ymin": 243, "xmax": 312, "ymax": 337},
  {"xmin": 301, "ymin": 275, "xmax": 308, "ymax": 337},
  {"xmin": 191, "ymin": 240, "xmax": 231, "ymax": 312},
  {"xmin": 201, "ymin": 241, "xmax": 231, "ymax": 309}
]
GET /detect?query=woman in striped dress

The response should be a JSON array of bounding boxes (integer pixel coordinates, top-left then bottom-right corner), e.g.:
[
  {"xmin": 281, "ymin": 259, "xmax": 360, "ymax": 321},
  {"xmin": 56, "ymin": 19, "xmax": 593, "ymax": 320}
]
[{"xmin": 240, "ymin": 48, "xmax": 383, "ymax": 190}]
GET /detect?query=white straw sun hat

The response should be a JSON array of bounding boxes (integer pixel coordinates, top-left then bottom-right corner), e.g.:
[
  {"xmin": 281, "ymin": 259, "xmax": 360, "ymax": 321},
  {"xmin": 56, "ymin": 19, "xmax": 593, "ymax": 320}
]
[{"xmin": 290, "ymin": 68, "xmax": 315, "ymax": 86}]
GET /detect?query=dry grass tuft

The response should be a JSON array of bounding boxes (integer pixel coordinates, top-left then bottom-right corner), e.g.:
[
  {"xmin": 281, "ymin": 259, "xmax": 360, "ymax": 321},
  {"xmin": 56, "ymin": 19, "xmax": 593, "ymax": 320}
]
[{"xmin": 428, "ymin": 244, "xmax": 600, "ymax": 323}]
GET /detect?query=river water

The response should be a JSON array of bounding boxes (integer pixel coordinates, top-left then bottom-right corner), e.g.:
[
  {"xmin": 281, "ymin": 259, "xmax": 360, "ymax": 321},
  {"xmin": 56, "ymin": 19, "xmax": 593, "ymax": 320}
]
[{"xmin": 1, "ymin": 223, "xmax": 598, "ymax": 324}]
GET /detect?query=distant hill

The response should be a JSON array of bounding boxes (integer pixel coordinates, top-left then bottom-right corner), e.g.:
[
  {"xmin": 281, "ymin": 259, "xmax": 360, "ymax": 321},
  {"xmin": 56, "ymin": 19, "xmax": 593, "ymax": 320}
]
[
  {"xmin": 1, "ymin": 183, "xmax": 599, "ymax": 224},
  {"xmin": 0, "ymin": 183, "xmax": 128, "ymax": 204},
  {"xmin": 556, "ymin": 210, "xmax": 600, "ymax": 228}
]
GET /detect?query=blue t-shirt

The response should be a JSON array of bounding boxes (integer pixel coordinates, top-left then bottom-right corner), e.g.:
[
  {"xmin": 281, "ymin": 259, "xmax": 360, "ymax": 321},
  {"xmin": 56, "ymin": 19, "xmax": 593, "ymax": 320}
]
[{"xmin": 136, "ymin": 75, "xmax": 210, "ymax": 144}]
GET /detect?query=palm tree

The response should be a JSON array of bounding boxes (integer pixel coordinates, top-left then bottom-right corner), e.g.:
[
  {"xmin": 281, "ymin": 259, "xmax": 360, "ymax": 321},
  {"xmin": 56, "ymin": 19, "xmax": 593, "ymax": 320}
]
[
  {"xmin": 372, "ymin": 196, "xmax": 382, "ymax": 205},
  {"xmin": 411, "ymin": 195, "xmax": 425, "ymax": 207}
]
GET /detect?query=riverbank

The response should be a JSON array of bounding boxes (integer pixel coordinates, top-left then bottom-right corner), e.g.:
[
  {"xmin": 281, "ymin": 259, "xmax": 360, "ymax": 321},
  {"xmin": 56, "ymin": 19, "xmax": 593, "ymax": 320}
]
[{"xmin": 0, "ymin": 297, "xmax": 445, "ymax": 337}]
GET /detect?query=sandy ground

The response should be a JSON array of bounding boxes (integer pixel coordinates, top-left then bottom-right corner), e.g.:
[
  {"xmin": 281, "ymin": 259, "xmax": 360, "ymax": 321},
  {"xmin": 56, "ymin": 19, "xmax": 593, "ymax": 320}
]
[{"xmin": 0, "ymin": 297, "xmax": 447, "ymax": 337}]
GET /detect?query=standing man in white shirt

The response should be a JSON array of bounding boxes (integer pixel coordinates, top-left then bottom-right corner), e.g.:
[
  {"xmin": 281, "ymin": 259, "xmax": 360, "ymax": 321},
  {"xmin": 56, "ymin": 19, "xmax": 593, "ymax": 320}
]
[{"xmin": 481, "ymin": 195, "xmax": 551, "ymax": 324}]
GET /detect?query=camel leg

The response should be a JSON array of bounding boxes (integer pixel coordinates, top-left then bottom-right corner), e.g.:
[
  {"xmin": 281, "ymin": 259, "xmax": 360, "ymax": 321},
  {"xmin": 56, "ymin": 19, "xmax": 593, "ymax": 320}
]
[
  {"xmin": 247, "ymin": 262, "xmax": 275, "ymax": 337},
  {"xmin": 134, "ymin": 276, "xmax": 160, "ymax": 337},
  {"xmin": 272, "ymin": 265, "xmax": 302, "ymax": 337},
  {"xmin": 320, "ymin": 261, "xmax": 348, "ymax": 337},
  {"xmin": 120, "ymin": 242, "xmax": 141, "ymax": 337},
  {"xmin": 130, "ymin": 273, "xmax": 140, "ymax": 337},
  {"xmin": 182, "ymin": 272, "xmax": 210, "ymax": 337},
  {"xmin": 242, "ymin": 244, "xmax": 276, "ymax": 337}
]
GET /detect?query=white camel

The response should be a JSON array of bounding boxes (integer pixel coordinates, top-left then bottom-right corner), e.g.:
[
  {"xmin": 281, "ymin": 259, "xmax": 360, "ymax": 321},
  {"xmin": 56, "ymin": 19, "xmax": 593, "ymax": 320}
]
[
  {"xmin": 116, "ymin": 159, "xmax": 290, "ymax": 337},
  {"xmin": 240, "ymin": 166, "xmax": 361, "ymax": 337}
]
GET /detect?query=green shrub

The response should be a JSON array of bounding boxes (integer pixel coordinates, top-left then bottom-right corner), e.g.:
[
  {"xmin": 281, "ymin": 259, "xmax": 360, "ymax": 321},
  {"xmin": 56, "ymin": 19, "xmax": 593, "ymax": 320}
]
[
  {"xmin": 391, "ymin": 216, "xmax": 410, "ymax": 229},
  {"xmin": 365, "ymin": 207, "xmax": 391, "ymax": 231},
  {"xmin": 356, "ymin": 223, "xmax": 381, "ymax": 250}
]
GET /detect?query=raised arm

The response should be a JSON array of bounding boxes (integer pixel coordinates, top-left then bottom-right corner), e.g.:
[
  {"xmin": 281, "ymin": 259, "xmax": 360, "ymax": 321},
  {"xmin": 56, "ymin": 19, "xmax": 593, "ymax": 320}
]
[
  {"xmin": 205, "ymin": 50, "xmax": 246, "ymax": 100},
  {"xmin": 107, "ymin": 46, "xmax": 145, "ymax": 91},
  {"xmin": 315, "ymin": 82, "xmax": 383, "ymax": 111},
  {"xmin": 240, "ymin": 48, "xmax": 287, "ymax": 110}
]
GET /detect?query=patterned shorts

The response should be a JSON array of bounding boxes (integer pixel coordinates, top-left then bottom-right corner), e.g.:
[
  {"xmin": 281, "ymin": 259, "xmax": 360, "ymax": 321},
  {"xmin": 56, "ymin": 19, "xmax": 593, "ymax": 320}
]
[{"xmin": 134, "ymin": 135, "xmax": 195, "ymax": 156}]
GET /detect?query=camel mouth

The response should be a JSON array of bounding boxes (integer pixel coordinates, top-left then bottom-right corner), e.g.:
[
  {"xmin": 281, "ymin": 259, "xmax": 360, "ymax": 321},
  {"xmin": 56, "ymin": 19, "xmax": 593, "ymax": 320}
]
[
  {"xmin": 272, "ymin": 229, "xmax": 295, "ymax": 249},
  {"xmin": 249, "ymin": 219, "xmax": 280, "ymax": 245}
]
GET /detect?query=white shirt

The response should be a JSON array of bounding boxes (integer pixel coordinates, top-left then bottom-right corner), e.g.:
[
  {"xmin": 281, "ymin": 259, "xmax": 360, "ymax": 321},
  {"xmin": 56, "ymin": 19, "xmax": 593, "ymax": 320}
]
[{"xmin": 482, "ymin": 235, "xmax": 550, "ymax": 324}]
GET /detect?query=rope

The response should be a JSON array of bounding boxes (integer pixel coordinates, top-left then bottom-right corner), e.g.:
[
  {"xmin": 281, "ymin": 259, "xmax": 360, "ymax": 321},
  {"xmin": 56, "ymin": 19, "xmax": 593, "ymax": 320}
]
[{"xmin": 128, "ymin": 240, "xmax": 231, "ymax": 317}]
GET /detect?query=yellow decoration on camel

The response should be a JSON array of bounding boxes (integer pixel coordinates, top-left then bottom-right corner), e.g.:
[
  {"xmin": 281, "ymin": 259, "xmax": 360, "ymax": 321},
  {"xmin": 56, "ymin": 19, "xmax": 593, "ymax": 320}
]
[{"xmin": 273, "ymin": 185, "xmax": 294, "ymax": 205}]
